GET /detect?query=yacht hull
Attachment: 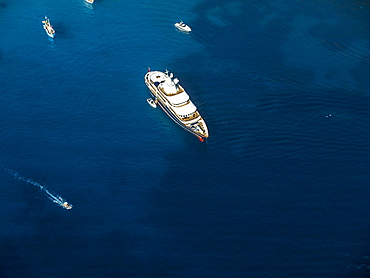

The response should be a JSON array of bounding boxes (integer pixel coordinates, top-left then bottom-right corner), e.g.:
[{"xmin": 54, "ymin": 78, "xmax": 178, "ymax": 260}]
[{"xmin": 44, "ymin": 28, "xmax": 55, "ymax": 38}]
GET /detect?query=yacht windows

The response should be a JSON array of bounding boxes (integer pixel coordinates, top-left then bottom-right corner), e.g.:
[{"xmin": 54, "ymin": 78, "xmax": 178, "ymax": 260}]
[{"xmin": 179, "ymin": 111, "xmax": 199, "ymax": 120}]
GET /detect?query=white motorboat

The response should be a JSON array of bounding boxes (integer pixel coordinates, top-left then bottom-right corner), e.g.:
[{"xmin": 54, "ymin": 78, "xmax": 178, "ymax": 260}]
[
  {"xmin": 174, "ymin": 21, "xmax": 191, "ymax": 32},
  {"xmin": 42, "ymin": 16, "xmax": 55, "ymax": 38},
  {"xmin": 145, "ymin": 69, "xmax": 208, "ymax": 141},
  {"xmin": 147, "ymin": 98, "xmax": 157, "ymax": 108},
  {"xmin": 86, "ymin": 0, "xmax": 94, "ymax": 3},
  {"xmin": 61, "ymin": 202, "xmax": 73, "ymax": 210}
]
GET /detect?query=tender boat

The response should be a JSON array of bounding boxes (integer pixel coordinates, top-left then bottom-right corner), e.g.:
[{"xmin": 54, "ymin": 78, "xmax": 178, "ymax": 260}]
[
  {"xmin": 174, "ymin": 21, "xmax": 191, "ymax": 32},
  {"xmin": 42, "ymin": 16, "xmax": 55, "ymax": 38},
  {"xmin": 147, "ymin": 98, "xmax": 157, "ymax": 108},
  {"xmin": 86, "ymin": 0, "xmax": 94, "ymax": 3},
  {"xmin": 144, "ymin": 69, "xmax": 209, "ymax": 141}
]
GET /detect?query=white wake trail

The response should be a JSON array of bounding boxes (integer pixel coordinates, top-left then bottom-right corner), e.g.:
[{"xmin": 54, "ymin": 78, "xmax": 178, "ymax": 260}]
[{"xmin": 4, "ymin": 168, "xmax": 72, "ymax": 210}]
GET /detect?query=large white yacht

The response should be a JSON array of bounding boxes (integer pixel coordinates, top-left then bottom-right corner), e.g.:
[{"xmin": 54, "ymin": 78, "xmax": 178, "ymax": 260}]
[
  {"xmin": 42, "ymin": 16, "xmax": 55, "ymax": 38},
  {"xmin": 145, "ymin": 69, "xmax": 209, "ymax": 141}
]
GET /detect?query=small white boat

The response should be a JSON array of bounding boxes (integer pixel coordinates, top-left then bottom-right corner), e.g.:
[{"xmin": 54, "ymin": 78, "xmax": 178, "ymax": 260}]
[
  {"xmin": 174, "ymin": 21, "xmax": 191, "ymax": 32},
  {"xmin": 42, "ymin": 16, "xmax": 55, "ymax": 38},
  {"xmin": 61, "ymin": 202, "xmax": 72, "ymax": 210},
  {"xmin": 147, "ymin": 98, "xmax": 157, "ymax": 108},
  {"xmin": 86, "ymin": 0, "xmax": 94, "ymax": 3}
]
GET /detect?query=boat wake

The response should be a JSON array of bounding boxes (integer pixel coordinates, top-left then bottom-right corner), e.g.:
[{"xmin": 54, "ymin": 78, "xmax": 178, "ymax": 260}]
[{"xmin": 4, "ymin": 168, "xmax": 72, "ymax": 210}]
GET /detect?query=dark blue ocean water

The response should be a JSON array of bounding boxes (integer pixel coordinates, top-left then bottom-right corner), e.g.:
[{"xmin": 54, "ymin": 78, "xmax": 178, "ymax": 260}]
[{"xmin": 1, "ymin": 0, "xmax": 370, "ymax": 277}]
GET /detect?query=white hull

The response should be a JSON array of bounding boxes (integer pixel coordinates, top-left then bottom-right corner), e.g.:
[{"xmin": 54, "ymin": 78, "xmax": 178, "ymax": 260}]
[
  {"xmin": 44, "ymin": 27, "xmax": 55, "ymax": 38},
  {"xmin": 174, "ymin": 22, "xmax": 191, "ymax": 32},
  {"xmin": 145, "ymin": 70, "xmax": 208, "ymax": 140},
  {"xmin": 86, "ymin": 0, "xmax": 94, "ymax": 3},
  {"xmin": 147, "ymin": 98, "xmax": 157, "ymax": 108}
]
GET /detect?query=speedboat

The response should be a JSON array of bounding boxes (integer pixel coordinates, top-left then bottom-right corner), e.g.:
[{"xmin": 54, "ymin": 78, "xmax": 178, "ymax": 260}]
[
  {"xmin": 86, "ymin": 0, "xmax": 94, "ymax": 3},
  {"xmin": 174, "ymin": 21, "xmax": 191, "ymax": 32},
  {"xmin": 145, "ymin": 69, "xmax": 209, "ymax": 141},
  {"xmin": 42, "ymin": 16, "xmax": 55, "ymax": 38},
  {"xmin": 61, "ymin": 202, "xmax": 72, "ymax": 210}
]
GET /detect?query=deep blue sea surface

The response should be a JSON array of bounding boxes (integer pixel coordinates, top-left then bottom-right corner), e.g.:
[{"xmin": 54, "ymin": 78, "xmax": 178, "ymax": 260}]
[{"xmin": 1, "ymin": 0, "xmax": 370, "ymax": 277}]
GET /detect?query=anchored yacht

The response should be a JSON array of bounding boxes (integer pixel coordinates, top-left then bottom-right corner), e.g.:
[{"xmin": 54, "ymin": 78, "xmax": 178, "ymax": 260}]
[
  {"xmin": 86, "ymin": 0, "xmax": 94, "ymax": 3},
  {"xmin": 174, "ymin": 21, "xmax": 191, "ymax": 32},
  {"xmin": 145, "ymin": 69, "xmax": 209, "ymax": 141},
  {"xmin": 42, "ymin": 16, "xmax": 55, "ymax": 38}
]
